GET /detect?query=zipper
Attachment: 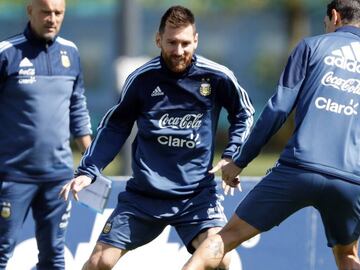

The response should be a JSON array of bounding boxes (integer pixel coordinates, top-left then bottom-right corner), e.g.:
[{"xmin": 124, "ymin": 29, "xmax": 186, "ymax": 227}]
[{"xmin": 45, "ymin": 43, "xmax": 52, "ymax": 75}]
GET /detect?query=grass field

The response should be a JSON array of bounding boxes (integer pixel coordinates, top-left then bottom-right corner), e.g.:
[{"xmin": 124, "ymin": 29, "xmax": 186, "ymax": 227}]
[{"xmin": 74, "ymin": 151, "xmax": 278, "ymax": 177}]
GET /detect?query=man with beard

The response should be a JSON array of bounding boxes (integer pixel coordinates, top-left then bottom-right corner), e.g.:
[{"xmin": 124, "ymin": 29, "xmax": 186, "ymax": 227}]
[{"xmin": 60, "ymin": 5, "xmax": 254, "ymax": 270}]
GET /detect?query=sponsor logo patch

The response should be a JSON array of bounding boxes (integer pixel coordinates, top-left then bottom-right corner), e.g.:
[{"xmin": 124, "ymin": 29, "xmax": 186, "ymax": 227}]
[{"xmin": 315, "ymin": 97, "xmax": 358, "ymax": 116}]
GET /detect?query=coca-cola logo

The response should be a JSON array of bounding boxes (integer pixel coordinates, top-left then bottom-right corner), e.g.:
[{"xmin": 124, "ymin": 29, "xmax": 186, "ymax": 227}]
[
  {"xmin": 321, "ymin": 72, "xmax": 360, "ymax": 95},
  {"xmin": 159, "ymin": 113, "xmax": 203, "ymax": 129}
]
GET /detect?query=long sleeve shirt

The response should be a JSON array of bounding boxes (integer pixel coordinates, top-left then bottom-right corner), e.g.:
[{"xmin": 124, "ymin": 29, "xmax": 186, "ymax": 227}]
[
  {"xmin": 79, "ymin": 55, "xmax": 254, "ymax": 198},
  {"xmin": 0, "ymin": 24, "xmax": 92, "ymax": 182},
  {"xmin": 234, "ymin": 26, "xmax": 360, "ymax": 185}
]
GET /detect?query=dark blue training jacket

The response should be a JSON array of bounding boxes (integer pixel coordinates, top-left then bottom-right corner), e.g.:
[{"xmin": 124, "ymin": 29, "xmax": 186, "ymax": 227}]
[
  {"xmin": 234, "ymin": 26, "xmax": 360, "ymax": 185},
  {"xmin": 79, "ymin": 55, "xmax": 254, "ymax": 198},
  {"xmin": 0, "ymin": 24, "xmax": 92, "ymax": 182}
]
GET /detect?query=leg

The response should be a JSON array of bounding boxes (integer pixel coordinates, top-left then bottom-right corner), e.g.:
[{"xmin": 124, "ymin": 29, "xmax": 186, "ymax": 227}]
[
  {"xmin": 183, "ymin": 214, "xmax": 260, "ymax": 270},
  {"xmin": 316, "ymin": 177, "xmax": 360, "ymax": 270},
  {"xmin": 332, "ymin": 240, "xmax": 360, "ymax": 270},
  {"xmin": 82, "ymin": 242, "xmax": 127, "ymax": 270},
  {"xmin": 32, "ymin": 181, "xmax": 71, "ymax": 270},
  {"xmin": 183, "ymin": 164, "xmax": 312, "ymax": 270},
  {"xmin": 191, "ymin": 227, "xmax": 232, "ymax": 270},
  {"xmin": 0, "ymin": 181, "xmax": 34, "ymax": 270},
  {"xmin": 83, "ymin": 191, "xmax": 166, "ymax": 269}
]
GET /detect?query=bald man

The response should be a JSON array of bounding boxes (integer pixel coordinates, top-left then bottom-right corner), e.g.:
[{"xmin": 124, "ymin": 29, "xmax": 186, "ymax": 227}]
[{"xmin": 0, "ymin": 0, "xmax": 92, "ymax": 269}]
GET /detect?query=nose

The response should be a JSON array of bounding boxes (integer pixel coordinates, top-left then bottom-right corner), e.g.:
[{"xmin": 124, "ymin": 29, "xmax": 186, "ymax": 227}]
[
  {"xmin": 47, "ymin": 12, "xmax": 56, "ymax": 23},
  {"xmin": 174, "ymin": 44, "xmax": 184, "ymax": 56}
]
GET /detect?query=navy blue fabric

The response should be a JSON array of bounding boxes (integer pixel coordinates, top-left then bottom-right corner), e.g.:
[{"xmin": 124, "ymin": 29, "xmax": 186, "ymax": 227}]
[
  {"xmin": 234, "ymin": 26, "xmax": 360, "ymax": 185},
  {"xmin": 0, "ymin": 24, "xmax": 92, "ymax": 183},
  {"xmin": 0, "ymin": 180, "xmax": 71, "ymax": 269},
  {"xmin": 79, "ymin": 55, "xmax": 254, "ymax": 198},
  {"xmin": 236, "ymin": 163, "xmax": 360, "ymax": 247},
  {"xmin": 98, "ymin": 187, "xmax": 226, "ymax": 253}
]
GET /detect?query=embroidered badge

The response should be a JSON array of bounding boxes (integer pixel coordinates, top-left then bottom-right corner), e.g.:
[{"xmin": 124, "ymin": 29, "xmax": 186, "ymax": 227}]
[
  {"xmin": 61, "ymin": 51, "xmax": 71, "ymax": 68},
  {"xmin": 1, "ymin": 202, "xmax": 11, "ymax": 219},
  {"xmin": 102, "ymin": 222, "xmax": 112, "ymax": 234},
  {"xmin": 199, "ymin": 78, "xmax": 211, "ymax": 96}
]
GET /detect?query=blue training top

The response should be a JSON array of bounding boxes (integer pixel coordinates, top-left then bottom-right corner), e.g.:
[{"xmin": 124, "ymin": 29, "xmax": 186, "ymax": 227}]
[
  {"xmin": 0, "ymin": 24, "xmax": 92, "ymax": 182},
  {"xmin": 78, "ymin": 55, "xmax": 254, "ymax": 198},
  {"xmin": 234, "ymin": 26, "xmax": 360, "ymax": 185}
]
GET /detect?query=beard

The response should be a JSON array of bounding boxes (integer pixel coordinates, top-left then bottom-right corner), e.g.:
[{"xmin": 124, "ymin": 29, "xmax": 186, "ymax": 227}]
[{"xmin": 162, "ymin": 52, "xmax": 193, "ymax": 73}]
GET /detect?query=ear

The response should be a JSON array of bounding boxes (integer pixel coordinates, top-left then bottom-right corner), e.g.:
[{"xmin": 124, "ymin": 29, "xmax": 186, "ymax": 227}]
[
  {"xmin": 193, "ymin": 32, "xmax": 199, "ymax": 50},
  {"xmin": 155, "ymin": 32, "xmax": 161, "ymax": 48},
  {"xmin": 27, "ymin": 4, "xmax": 32, "ymax": 18},
  {"xmin": 331, "ymin": 8, "xmax": 343, "ymax": 27}
]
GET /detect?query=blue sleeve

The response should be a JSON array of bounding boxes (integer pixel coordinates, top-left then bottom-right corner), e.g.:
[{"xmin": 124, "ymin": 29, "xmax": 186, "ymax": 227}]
[
  {"xmin": 219, "ymin": 72, "xmax": 255, "ymax": 158},
  {"xmin": 69, "ymin": 55, "xmax": 92, "ymax": 137},
  {"xmin": 233, "ymin": 39, "xmax": 310, "ymax": 167},
  {"xmin": 76, "ymin": 78, "xmax": 140, "ymax": 180}
]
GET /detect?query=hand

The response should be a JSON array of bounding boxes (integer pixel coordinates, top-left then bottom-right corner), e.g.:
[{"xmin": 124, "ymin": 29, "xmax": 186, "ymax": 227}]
[
  {"xmin": 209, "ymin": 158, "xmax": 243, "ymax": 195},
  {"xmin": 59, "ymin": 175, "xmax": 92, "ymax": 201}
]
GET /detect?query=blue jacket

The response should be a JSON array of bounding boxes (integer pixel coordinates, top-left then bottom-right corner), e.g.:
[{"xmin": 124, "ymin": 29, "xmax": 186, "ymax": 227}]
[
  {"xmin": 79, "ymin": 55, "xmax": 254, "ymax": 198},
  {"xmin": 0, "ymin": 24, "xmax": 92, "ymax": 182},
  {"xmin": 234, "ymin": 26, "xmax": 360, "ymax": 185}
]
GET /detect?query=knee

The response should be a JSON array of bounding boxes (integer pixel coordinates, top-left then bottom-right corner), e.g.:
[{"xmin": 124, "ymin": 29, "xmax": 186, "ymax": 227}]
[
  {"xmin": 333, "ymin": 243, "xmax": 360, "ymax": 270},
  {"xmin": 83, "ymin": 255, "xmax": 114, "ymax": 270},
  {"xmin": 217, "ymin": 250, "xmax": 232, "ymax": 270}
]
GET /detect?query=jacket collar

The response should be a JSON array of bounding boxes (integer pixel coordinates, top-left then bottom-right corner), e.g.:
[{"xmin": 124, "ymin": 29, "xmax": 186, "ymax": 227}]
[
  {"xmin": 23, "ymin": 22, "xmax": 56, "ymax": 46},
  {"xmin": 335, "ymin": 25, "xmax": 360, "ymax": 38}
]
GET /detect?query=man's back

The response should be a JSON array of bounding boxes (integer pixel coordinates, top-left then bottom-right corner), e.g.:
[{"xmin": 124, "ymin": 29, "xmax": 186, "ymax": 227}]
[{"xmin": 278, "ymin": 26, "xmax": 360, "ymax": 183}]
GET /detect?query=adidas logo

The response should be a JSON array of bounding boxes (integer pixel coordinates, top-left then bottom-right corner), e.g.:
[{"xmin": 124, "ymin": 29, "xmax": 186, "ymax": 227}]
[
  {"xmin": 151, "ymin": 86, "xmax": 164, "ymax": 97},
  {"xmin": 19, "ymin": 57, "xmax": 33, "ymax": 68},
  {"xmin": 324, "ymin": 42, "xmax": 360, "ymax": 74}
]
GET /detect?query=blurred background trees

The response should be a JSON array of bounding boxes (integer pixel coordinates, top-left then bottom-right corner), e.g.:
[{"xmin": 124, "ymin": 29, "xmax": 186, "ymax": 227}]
[{"xmin": 0, "ymin": 0, "xmax": 330, "ymax": 174}]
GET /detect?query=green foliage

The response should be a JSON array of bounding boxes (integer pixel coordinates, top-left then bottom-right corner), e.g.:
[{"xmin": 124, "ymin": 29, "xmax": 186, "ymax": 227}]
[{"xmin": 138, "ymin": 0, "xmax": 330, "ymax": 13}]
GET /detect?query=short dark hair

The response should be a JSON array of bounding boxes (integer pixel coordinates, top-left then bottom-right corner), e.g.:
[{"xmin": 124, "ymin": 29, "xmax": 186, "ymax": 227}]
[
  {"xmin": 158, "ymin": 5, "xmax": 196, "ymax": 34},
  {"xmin": 327, "ymin": 0, "xmax": 360, "ymax": 24}
]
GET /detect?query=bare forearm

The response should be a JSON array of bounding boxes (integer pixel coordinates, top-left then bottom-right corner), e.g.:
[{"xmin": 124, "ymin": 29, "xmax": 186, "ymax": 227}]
[{"xmin": 74, "ymin": 135, "xmax": 92, "ymax": 153}]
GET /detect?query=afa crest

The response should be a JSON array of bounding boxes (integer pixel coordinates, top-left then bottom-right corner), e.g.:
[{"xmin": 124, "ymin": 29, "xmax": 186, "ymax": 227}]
[
  {"xmin": 1, "ymin": 202, "xmax": 11, "ymax": 219},
  {"xmin": 61, "ymin": 51, "xmax": 71, "ymax": 68},
  {"xmin": 103, "ymin": 222, "xmax": 112, "ymax": 234},
  {"xmin": 199, "ymin": 78, "xmax": 211, "ymax": 96}
]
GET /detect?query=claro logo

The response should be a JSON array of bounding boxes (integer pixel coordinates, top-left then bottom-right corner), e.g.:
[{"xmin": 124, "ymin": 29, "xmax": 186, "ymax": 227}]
[
  {"xmin": 315, "ymin": 97, "xmax": 358, "ymax": 116},
  {"xmin": 157, "ymin": 133, "xmax": 200, "ymax": 149}
]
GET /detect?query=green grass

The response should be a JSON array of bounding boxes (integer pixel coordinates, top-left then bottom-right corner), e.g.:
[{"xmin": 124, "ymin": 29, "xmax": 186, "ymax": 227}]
[{"xmin": 74, "ymin": 151, "xmax": 278, "ymax": 177}]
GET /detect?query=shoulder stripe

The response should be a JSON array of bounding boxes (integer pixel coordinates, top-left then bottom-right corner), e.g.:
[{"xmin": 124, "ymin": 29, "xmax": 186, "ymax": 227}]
[
  {"xmin": 120, "ymin": 58, "xmax": 161, "ymax": 100},
  {"xmin": 56, "ymin": 37, "xmax": 78, "ymax": 50},
  {"xmin": 196, "ymin": 55, "xmax": 254, "ymax": 142},
  {"xmin": 196, "ymin": 56, "xmax": 255, "ymax": 115},
  {"xmin": 82, "ymin": 58, "xmax": 161, "ymax": 162},
  {"xmin": 0, "ymin": 35, "xmax": 26, "ymax": 53}
]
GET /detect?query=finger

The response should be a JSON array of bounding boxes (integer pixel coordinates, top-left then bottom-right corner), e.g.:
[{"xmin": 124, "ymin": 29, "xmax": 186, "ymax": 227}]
[
  {"xmin": 59, "ymin": 184, "xmax": 70, "ymax": 201},
  {"xmin": 209, "ymin": 163, "xmax": 222, "ymax": 174},
  {"xmin": 230, "ymin": 187, "xmax": 234, "ymax": 196},
  {"xmin": 238, "ymin": 182, "xmax": 242, "ymax": 192},
  {"xmin": 224, "ymin": 184, "xmax": 230, "ymax": 196},
  {"xmin": 72, "ymin": 190, "xmax": 79, "ymax": 201}
]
